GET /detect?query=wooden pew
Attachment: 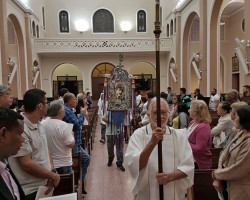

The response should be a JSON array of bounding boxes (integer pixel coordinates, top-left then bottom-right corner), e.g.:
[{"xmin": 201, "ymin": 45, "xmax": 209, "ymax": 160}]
[
  {"xmin": 209, "ymin": 111, "xmax": 219, "ymax": 129},
  {"xmin": 53, "ymin": 171, "xmax": 75, "ymax": 196},
  {"xmin": 191, "ymin": 169, "xmax": 220, "ymax": 200},
  {"xmin": 211, "ymin": 148, "xmax": 223, "ymax": 169},
  {"xmin": 72, "ymin": 153, "xmax": 82, "ymax": 200}
]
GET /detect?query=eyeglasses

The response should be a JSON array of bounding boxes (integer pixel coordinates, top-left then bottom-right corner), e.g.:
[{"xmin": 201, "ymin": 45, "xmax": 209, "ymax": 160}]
[{"xmin": 0, "ymin": 91, "xmax": 12, "ymax": 96}]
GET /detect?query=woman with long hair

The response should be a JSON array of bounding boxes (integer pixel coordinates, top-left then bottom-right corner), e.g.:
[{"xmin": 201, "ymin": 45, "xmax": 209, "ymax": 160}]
[
  {"xmin": 172, "ymin": 102, "xmax": 189, "ymax": 129},
  {"xmin": 187, "ymin": 100, "xmax": 212, "ymax": 169}
]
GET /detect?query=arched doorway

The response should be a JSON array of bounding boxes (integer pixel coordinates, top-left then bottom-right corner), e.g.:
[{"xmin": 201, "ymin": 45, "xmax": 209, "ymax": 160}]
[
  {"xmin": 91, "ymin": 62, "xmax": 115, "ymax": 100},
  {"xmin": 182, "ymin": 12, "xmax": 199, "ymax": 93},
  {"xmin": 7, "ymin": 14, "xmax": 26, "ymax": 99},
  {"xmin": 128, "ymin": 61, "xmax": 156, "ymax": 96},
  {"xmin": 52, "ymin": 63, "xmax": 82, "ymax": 98}
]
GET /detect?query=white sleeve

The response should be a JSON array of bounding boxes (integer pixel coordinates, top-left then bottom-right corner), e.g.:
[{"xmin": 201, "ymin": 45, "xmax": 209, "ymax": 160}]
[
  {"xmin": 125, "ymin": 128, "xmax": 149, "ymax": 195},
  {"xmin": 61, "ymin": 123, "xmax": 75, "ymax": 146},
  {"xmin": 174, "ymin": 128, "xmax": 194, "ymax": 189}
]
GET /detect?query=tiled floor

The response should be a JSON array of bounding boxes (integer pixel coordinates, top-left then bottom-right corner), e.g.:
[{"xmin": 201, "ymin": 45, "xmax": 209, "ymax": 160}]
[{"xmin": 85, "ymin": 120, "xmax": 133, "ymax": 200}]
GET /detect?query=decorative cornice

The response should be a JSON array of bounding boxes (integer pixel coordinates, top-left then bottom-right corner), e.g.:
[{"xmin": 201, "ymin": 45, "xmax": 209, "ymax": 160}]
[{"xmin": 34, "ymin": 38, "xmax": 171, "ymax": 53}]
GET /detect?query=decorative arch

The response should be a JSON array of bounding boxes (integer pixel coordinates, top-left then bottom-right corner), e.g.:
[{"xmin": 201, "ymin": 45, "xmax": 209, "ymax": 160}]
[
  {"xmin": 182, "ymin": 12, "xmax": 199, "ymax": 90},
  {"xmin": 52, "ymin": 63, "xmax": 82, "ymax": 97},
  {"xmin": 7, "ymin": 14, "xmax": 26, "ymax": 99},
  {"xmin": 210, "ymin": 0, "xmax": 224, "ymax": 92},
  {"xmin": 91, "ymin": 62, "xmax": 115, "ymax": 99},
  {"xmin": 128, "ymin": 61, "xmax": 156, "ymax": 93},
  {"xmin": 190, "ymin": 17, "xmax": 200, "ymax": 41},
  {"xmin": 93, "ymin": 9, "xmax": 114, "ymax": 33}
]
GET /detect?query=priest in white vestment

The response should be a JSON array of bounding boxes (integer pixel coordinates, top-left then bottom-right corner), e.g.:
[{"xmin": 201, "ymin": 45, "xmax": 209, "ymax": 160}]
[{"xmin": 125, "ymin": 97, "xmax": 194, "ymax": 200}]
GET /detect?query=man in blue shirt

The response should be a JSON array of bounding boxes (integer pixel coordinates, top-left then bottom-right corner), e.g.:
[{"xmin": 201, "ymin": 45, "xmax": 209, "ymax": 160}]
[{"xmin": 63, "ymin": 93, "xmax": 90, "ymax": 195}]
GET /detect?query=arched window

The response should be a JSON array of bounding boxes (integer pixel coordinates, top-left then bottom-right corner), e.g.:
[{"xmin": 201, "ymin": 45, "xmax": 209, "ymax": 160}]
[
  {"xmin": 59, "ymin": 10, "xmax": 69, "ymax": 33},
  {"xmin": 36, "ymin": 25, "xmax": 39, "ymax": 38},
  {"xmin": 32, "ymin": 21, "xmax": 36, "ymax": 37},
  {"xmin": 170, "ymin": 19, "xmax": 173, "ymax": 36},
  {"xmin": 190, "ymin": 18, "xmax": 200, "ymax": 41},
  {"xmin": 42, "ymin": 7, "xmax": 45, "ymax": 29},
  {"xmin": 220, "ymin": 18, "xmax": 225, "ymax": 41},
  {"xmin": 242, "ymin": 18, "xmax": 245, "ymax": 32},
  {"xmin": 174, "ymin": 17, "xmax": 176, "ymax": 33},
  {"xmin": 93, "ymin": 9, "xmax": 114, "ymax": 33},
  {"xmin": 7, "ymin": 19, "xmax": 16, "ymax": 44},
  {"xmin": 137, "ymin": 10, "xmax": 146, "ymax": 32},
  {"xmin": 92, "ymin": 63, "xmax": 114, "ymax": 77},
  {"xmin": 167, "ymin": 24, "xmax": 170, "ymax": 37}
]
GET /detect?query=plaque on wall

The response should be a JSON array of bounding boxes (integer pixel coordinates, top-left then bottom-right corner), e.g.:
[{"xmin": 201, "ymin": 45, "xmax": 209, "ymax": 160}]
[{"xmin": 232, "ymin": 55, "xmax": 239, "ymax": 72}]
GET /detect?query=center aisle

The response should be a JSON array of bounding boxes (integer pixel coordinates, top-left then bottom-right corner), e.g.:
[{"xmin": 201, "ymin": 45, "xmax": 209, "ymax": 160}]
[{"xmin": 85, "ymin": 119, "xmax": 133, "ymax": 200}]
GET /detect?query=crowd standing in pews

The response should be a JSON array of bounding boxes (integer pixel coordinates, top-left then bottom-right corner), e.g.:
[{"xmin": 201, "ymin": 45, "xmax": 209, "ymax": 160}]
[
  {"xmin": 0, "ymin": 108, "xmax": 26, "ymax": 200},
  {"xmin": 2, "ymin": 83, "xmax": 250, "ymax": 200},
  {"xmin": 212, "ymin": 105, "xmax": 250, "ymax": 200},
  {"xmin": 8, "ymin": 89, "xmax": 60, "ymax": 200}
]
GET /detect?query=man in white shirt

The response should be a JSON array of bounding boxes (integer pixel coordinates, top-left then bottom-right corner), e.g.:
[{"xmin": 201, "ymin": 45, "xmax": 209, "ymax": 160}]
[
  {"xmin": 136, "ymin": 90, "xmax": 142, "ymax": 108},
  {"xmin": 209, "ymin": 88, "xmax": 220, "ymax": 111},
  {"xmin": 41, "ymin": 100, "xmax": 75, "ymax": 174},
  {"xmin": 125, "ymin": 97, "xmax": 194, "ymax": 200}
]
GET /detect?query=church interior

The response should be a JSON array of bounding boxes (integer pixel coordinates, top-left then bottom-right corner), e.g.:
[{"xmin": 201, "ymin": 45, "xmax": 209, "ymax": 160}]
[
  {"xmin": 1, "ymin": 0, "xmax": 250, "ymax": 200},
  {"xmin": 1, "ymin": 0, "xmax": 249, "ymax": 100}
]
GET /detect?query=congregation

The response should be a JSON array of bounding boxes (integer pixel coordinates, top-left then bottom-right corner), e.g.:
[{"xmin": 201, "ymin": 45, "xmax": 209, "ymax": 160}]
[{"xmin": 1, "ymin": 84, "xmax": 250, "ymax": 200}]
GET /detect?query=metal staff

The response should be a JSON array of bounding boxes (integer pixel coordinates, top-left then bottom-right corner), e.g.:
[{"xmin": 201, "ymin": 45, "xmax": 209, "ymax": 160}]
[{"xmin": 154, "ymin": 0, "xmax": 163, "ymax": 199}]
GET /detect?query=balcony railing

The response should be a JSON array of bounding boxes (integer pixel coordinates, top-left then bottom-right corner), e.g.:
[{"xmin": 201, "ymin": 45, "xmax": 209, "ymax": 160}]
[{"xmin": 34, "ymin": 38, "xmax": 171, "ymax": 53}]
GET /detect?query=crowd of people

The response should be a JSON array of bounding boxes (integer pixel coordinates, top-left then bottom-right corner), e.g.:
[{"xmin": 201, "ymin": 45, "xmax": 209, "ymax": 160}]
[
  {"xmin": 1, "ymin": 83, "xmax": 250, "ymax": 200},
  {"xmin": 0, "ymin": 86, "xmax": 92, "ymax": 200},
  {"xmin": 126, "ymin": 85, "xmax": 250, "ymax": 200}
]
